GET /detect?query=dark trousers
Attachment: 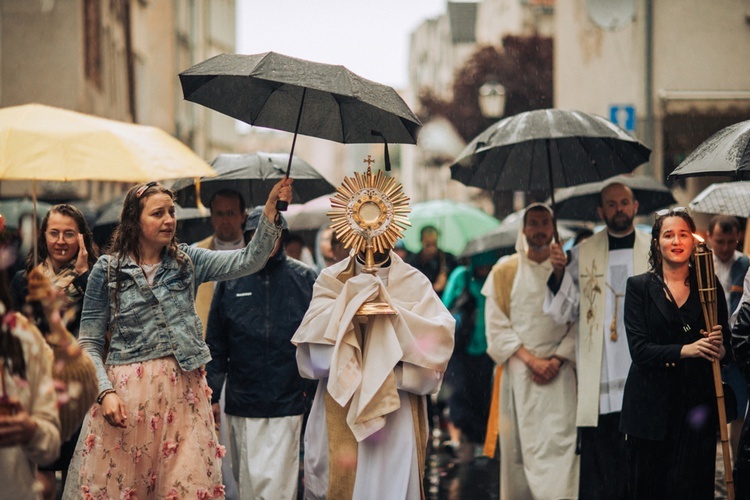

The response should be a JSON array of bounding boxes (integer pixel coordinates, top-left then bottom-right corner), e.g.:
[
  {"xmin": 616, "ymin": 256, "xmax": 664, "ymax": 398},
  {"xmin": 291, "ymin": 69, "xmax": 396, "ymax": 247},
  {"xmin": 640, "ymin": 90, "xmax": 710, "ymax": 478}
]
[{"xmin": 579, "ymin": 413, "xmax": 628, "ymax": 500}]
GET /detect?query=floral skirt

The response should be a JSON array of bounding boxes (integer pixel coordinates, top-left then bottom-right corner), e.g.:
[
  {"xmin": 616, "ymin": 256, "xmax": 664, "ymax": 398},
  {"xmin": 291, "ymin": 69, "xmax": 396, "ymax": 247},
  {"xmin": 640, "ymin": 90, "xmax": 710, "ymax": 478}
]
[{"xmin": 76, "ymin": 357, "xmax": 225, "ymax": 499}]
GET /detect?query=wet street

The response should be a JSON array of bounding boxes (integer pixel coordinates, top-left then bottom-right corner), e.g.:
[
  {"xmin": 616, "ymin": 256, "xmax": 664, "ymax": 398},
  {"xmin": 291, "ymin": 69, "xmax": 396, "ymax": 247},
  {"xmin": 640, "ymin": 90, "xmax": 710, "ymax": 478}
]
[{"xmin": 422, "ymin": 431, "xmax": 731, "ymax": 499}]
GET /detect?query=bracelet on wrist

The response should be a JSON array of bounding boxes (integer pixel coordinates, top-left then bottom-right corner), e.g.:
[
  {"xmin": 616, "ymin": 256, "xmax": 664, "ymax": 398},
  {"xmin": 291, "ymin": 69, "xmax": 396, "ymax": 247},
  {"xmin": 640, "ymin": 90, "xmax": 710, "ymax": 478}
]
[{"xmin": 97, "ymin": 389, "xmax": 116, "ymax": 405}]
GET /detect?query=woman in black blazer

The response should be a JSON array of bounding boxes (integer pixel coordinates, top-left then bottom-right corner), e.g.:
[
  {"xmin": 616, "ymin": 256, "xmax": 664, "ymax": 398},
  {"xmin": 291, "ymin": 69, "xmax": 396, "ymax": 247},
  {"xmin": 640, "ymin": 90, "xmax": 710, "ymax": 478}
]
[{"xmin": 621, "ymin": 209, "xmax": 730, "ymax": 499}]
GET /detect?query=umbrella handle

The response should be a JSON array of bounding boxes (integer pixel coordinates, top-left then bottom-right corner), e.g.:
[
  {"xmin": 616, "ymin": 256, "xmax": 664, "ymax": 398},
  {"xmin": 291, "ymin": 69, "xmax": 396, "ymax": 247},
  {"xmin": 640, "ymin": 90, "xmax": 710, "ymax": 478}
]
[{"xmin": 276, "ymin": 200, "xmax": 289, "ymax": 211}]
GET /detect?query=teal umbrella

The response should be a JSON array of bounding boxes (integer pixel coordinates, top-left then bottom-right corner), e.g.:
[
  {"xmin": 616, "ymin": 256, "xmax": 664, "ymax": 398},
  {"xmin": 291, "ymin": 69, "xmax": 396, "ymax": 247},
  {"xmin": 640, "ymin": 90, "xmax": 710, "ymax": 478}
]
[
  {"xmin": 402, "ymin": 200, "xmax": 501, "ymax": 256},
  {"xmin": 0, "ymin": 198, "xmax": 52, "ymax": 230}
]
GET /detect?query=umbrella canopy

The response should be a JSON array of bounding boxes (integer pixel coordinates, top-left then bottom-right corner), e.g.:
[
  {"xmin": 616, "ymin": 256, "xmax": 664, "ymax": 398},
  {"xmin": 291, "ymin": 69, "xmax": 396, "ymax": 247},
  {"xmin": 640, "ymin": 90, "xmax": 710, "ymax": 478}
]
[
  {"xmin": 401, "ymin": 200, "xmax": 501, "ymax": 256},
  {"xmin": 0, "ymin": 199, "xmax": 52, "ymax": 230},
  {"xmin": 0, "ymin": 104, "xmax": 215, "ymax": 182},
  {"xmin": 548, "ymin": 174, "xmax": 675, "ymax": 221},
  {"xmin": 668, "ymin": 120, "xmax": 750, "ymax": 181},
  {"xmin": 172, "ymin": 152, "xmax": 334, "ymax": 209},
  {"xmin": 179, "ymin": 52, "xmax": 421, "ymax": 146},
  {"xmin": 285, "ymin": 193, "xmax": 335, "ymax": 231},
  {"xmin": 450, "ymin": 109, "xmax": 651, "ymax": 199},
  {"xmin": 460, "ymin": 210, "xmax": 576, "ymax": 258},
  {"xmin": 689, "ymin": 181, "xmax": 750, "ymax": 218}
]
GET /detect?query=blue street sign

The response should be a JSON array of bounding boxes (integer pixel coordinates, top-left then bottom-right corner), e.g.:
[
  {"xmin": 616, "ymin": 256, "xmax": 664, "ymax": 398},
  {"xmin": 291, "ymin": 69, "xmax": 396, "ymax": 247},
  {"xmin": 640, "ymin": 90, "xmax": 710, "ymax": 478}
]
[{"xmin": 609, "ymin": 105, "xmax": 636, "ymax": 132}]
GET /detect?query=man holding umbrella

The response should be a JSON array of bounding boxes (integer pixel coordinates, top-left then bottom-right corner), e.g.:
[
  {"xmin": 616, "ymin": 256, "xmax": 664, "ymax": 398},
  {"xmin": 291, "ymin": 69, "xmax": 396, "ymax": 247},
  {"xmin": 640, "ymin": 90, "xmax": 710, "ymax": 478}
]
[{"xmin": 545, "ymin": 182, "xmax": 651, "ymax": 499}]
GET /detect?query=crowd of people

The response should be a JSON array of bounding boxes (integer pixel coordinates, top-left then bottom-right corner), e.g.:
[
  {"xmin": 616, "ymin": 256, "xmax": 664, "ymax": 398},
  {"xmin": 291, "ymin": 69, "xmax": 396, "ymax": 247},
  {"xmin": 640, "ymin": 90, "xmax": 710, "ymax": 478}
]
[{"xmin": 1, "ymin": 177, "xmax": 750, "ymax": 500}]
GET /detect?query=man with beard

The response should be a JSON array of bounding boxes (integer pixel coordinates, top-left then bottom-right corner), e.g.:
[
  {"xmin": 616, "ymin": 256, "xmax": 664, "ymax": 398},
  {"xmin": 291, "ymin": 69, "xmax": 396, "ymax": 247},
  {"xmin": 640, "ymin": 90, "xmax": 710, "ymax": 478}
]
[
  {"xmin": 483, "ymin": 203, "xmax": 579, "ymax": 499},
  {"xmin": 545, "ymin": 182, "xmax": 650, "ymax": 499}
]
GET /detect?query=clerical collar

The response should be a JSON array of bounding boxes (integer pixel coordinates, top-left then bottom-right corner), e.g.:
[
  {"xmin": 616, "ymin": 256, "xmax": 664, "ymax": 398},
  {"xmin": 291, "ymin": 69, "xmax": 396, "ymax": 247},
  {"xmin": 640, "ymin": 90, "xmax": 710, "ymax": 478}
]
[
  {"xmin": 214, "ymin": 236, "xmax": 245, "ymax": 250},
  {"xmin": 608, "ymin": 230, "xmax": 636, "ymax": 250}
]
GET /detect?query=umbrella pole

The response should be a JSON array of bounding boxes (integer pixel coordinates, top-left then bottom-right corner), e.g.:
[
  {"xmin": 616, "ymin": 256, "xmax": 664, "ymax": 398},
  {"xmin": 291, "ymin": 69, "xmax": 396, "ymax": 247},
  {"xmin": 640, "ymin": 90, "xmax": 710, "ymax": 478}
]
[
  {"xmin": 32, "ymin": 179, "xmax": 38, "ymax": 266},
  {"xmin": 545, "ymin": 139, "xmax": 560, "ymax": 243},
  {"xmin": 277, "ymin": 87, "xmax": 308, "ymax": 212}
]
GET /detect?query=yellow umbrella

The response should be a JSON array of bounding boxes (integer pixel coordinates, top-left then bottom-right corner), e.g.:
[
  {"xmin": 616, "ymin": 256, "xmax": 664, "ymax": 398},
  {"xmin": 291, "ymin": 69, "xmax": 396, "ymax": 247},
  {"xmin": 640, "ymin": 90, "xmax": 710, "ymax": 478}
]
[{"xmin": 0, "ymin": 103, "xmax": 216, "ymax": 182}]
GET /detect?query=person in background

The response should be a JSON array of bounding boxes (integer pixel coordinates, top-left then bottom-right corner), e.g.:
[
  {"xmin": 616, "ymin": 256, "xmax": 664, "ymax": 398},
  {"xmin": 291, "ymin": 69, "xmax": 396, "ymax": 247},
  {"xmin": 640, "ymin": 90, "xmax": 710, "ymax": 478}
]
[
  {"xmin": 72, "ymin": 179, "xmax": 290, "ymax": 498},
  {"xmin": 190, "ymin": 188, "xmax": 248, "ymax": 499},
  {"xmin": 9, "ymin": 204, "xmax": 98, "ymax": 499},
  {"xmin": 407, "ymin": 225, "xmax": 457, "ymax": 298},
  {"xmin": 440, "ymin": 250, "xmax": 497, "ymax": 462},
  {"xmin": 193, "ymin": 189, "xmax": 248, "ymax": 336},
  {"xmin": 483, "ymin": 203, "xmax": 579, "ymax": 499},
  {"xmin": 546, "ymin": 183, "xmax": 650, "ymax": 499},
  {"xmin": 206, "ymin": 207, "xmax": 317, "ymax": 500},
  {"xmin": 285, "ymin": 232, "xmax": 316, "ymax": 268},
  {"xmin": 731, "ymin": 271, "xmax": 750, "ymax": 498},
  {"xmin": 707, "ymin": 214, "xmax": 750, "ymax": 464},
  {"xmin": 620, "ymin": 208, "xmax": 729, "ymax": 498},
  {"xmin": 0, "ymin": 208, "xmax": 61, "ymax": 500},
  {"xmin": 393, "ymin": 240, "xmax": 413, "ymax": 262}
]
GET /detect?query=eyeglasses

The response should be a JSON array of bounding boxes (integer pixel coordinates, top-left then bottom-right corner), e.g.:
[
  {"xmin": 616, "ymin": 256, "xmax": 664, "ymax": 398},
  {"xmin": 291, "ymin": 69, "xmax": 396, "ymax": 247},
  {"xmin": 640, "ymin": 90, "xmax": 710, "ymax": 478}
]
[
  {"xmin": 46, "ymin": 230, "xmax": 78, "ymax": 243},
  {"xmin": 655, "ymin": 206, "xmax": 688, "ymax": 219},
  {"xmin": 136, "ymin": 181, "xmax": 159, "ymax": 198}
]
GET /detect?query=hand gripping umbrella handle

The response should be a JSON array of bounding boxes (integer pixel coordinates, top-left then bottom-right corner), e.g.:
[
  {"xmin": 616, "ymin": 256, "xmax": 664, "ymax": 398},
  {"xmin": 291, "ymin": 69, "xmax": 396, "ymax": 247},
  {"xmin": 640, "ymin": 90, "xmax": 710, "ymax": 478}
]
[{"xmin": 276, "ymin": 87, "xmax": 308, "ymax": 212}]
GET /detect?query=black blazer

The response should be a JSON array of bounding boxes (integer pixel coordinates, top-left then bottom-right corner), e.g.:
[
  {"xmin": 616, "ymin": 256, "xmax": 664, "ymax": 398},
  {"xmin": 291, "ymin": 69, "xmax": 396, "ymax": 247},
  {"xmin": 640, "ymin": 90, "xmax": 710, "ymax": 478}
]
[{"xmin": 619, "ymin": 271, "xmax": 730, "ymax": 441}]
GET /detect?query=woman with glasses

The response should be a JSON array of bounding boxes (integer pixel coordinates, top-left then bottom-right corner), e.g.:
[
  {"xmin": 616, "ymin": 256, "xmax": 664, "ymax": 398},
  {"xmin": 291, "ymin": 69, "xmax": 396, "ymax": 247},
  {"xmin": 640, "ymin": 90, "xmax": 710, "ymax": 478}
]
[
  {"xmin": 68, "ymin": 179, "xmax": 291, "ymax": 499},
  {"xmin": 10, "ymin": 204, "xmax": 98, "ymax": 336},
  {"xmin": 8, "ymin": 204, "xmax": 98, "ymax": 500},
  {"xmin": 619, "ymin": 208, "xmax": 731, "ymax": 498}
]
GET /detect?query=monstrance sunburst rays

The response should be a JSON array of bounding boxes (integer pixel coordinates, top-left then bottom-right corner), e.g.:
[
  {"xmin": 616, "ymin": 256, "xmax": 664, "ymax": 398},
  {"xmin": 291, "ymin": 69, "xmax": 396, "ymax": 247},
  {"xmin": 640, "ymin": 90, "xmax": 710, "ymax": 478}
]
[{"xmin": 328, "ymin": 160, "xmax": 410, "ymax": 255}]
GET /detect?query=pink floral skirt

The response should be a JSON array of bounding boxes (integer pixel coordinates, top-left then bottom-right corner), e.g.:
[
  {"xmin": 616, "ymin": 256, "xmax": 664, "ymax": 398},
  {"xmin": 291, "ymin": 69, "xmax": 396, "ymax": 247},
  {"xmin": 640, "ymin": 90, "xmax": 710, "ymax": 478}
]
[{"xmin": 77, "ymin": 357, "xmax": 225, "ymax": 499}]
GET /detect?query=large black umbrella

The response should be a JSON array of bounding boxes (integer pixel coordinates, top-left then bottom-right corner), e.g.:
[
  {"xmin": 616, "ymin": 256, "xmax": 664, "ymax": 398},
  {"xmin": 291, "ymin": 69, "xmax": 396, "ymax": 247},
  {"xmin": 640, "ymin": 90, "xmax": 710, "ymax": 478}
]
[
  {"xmin": 667, "ymin": 119, "xmax": 750, "ymax": 181},
  {"xmin": 450, "ymin": 109, "xmax": 651, "ymax": 204},
  {"xmin": 547, "ymin": 174, "xmax": 675, "ymax": 222},
  {"xmin": 171, "ymin": 152, "xmax": 335, "ymax": 209},
  {"xmin": 179, "ymin": 52, "xmax": 422, "ymax": 208}
]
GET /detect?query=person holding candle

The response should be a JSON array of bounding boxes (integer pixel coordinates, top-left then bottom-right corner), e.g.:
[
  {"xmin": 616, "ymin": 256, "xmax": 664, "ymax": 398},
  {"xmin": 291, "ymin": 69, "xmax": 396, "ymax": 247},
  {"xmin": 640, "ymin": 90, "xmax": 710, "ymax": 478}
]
[{"xmin": 620, "ymin": 208, "xmax": 731, "ymax": 499}]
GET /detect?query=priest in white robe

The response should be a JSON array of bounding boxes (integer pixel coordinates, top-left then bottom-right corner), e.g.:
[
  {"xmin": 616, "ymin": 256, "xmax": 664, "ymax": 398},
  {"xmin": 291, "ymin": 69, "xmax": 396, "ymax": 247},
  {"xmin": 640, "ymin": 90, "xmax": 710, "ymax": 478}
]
[
  {"xmin": 483, "ymin": 203, "xmax": 579, "ymax": 500},
  {"xmin": 545, "ymin": 182, "xmax": 650, "ymax": 499},
  {"xmin": 292, "ymin": 250, "xmax": 454, "ymax": 500}
]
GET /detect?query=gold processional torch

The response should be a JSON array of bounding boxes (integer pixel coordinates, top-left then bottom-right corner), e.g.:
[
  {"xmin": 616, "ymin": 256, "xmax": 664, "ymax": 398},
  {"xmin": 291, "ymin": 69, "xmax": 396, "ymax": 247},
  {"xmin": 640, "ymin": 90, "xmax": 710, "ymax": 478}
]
[{"xmin": 694, "ymin": 235, "xmax": 734, "ymax": 500}]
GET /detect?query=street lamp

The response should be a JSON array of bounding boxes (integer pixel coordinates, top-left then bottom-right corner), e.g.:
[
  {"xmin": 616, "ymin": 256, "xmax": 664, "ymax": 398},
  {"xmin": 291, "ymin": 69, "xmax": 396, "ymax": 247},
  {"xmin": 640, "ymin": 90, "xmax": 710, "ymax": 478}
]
[{"xmin": 478, "ymin": 81, "xmax": 506, "ymax": 118}]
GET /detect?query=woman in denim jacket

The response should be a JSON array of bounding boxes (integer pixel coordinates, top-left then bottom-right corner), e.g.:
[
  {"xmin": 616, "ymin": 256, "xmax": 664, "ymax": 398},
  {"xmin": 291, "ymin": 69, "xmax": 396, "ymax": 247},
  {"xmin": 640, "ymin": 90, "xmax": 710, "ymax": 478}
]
[{"xmin": 73, "ymin": 179, "xmax": 291, "ymax": 499}]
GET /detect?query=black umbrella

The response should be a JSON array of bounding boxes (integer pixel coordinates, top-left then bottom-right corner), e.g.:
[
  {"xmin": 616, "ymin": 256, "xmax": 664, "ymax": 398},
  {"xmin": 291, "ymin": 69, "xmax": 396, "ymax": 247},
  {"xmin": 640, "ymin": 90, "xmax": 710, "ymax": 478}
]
[
  {"xmin": 459, "ymin": 210, "xmax": 576, "ymax": 258},
  {"xmin": 179, "ymin": 52, "xmax": 422, "ymax": 209},
  {"xmin": 667, "ymin": 119, "xmax": 750, "ymax": 181},
  {"xmin": 547, "ymin": 174, "xmax": 675, "ymax": 222},
  {"xmin": 171, "ymin": 152, "xmax": 335, "ymax": 209},
  {"xmin": 450, "ymin": 109, "xmax": 651, "ymax": 204}
]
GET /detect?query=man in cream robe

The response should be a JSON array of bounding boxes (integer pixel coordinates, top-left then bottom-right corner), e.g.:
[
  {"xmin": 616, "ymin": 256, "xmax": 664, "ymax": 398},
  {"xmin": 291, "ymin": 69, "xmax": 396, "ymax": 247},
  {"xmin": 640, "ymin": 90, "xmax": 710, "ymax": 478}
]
[
  {"xmin": 545, "ymin": 183, "xmax": 650, "ymax": 499},
  {"xmin": 293, "ymin": 251, "xmax": 454, "ymax": 500},
  {"xmin": 483, "ymin": 203, "xmax": 579, "ymax": 500}
]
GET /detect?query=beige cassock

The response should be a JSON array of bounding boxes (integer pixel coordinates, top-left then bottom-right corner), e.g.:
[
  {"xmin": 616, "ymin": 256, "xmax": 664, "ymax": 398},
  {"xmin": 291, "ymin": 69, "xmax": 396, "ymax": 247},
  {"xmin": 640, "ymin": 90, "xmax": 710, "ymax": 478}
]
[
  {"xmin": 483, "ymin": 249, "xmax": 579, "ymax": 500},
  {"xmin": 293, "ymin": 253, "xmax": 454, "ymax": 500}
]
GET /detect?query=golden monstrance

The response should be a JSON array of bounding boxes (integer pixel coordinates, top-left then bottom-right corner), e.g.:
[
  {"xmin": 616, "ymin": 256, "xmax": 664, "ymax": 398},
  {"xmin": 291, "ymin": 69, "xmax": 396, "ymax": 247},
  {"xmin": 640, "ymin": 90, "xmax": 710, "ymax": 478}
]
[{"xmin": 327, "ymin": 156, "xmax": 411, "ymax": 315}]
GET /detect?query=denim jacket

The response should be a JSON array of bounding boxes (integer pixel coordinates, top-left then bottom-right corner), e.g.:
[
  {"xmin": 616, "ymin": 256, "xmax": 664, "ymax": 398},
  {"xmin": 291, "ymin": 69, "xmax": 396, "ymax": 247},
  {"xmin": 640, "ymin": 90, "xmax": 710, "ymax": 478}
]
[{"xmin": 79, "ymin": 214, "xmax": 281, "ymax": 393}]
